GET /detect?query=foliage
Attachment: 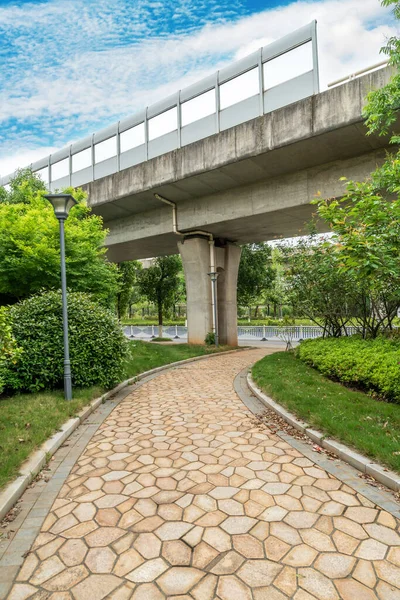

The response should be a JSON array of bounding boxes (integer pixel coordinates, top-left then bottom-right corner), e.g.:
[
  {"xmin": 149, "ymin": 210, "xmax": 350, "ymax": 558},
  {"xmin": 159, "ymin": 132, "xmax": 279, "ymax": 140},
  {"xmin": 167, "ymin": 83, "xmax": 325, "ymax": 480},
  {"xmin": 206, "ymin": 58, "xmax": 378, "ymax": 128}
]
[
  {"xmin": 205, "ymin": 331, "xmax": 216, "ymax": 345},
  {"xmin": 252, "ymin": 351, "xmax": 400, "ymax": 472},
  {"xmin": 136, "ymin": 255, "xmax": 182, "ymax": 336},
  {"xmin": 0, "ymin": 169, "xmax": 119, "ymax": 305},
  {"xmin": 309, "ymin": 5, "xmax": 400, "ymax": 337},
  {"xmin": 0, "ymin": 168, "xmax": 46, "ymax": 204},
  {"xmin": 279, "ymin": 234, "xmax": 357, "ymax": 336},
  {"xmin": 6, "ymin": 291, "xmax": 127, "ymax": 392},
  {"xmin": 116, "ymin": 261, "xmax": 142, "ymax": 319},
  {"xmin": 296, "ymin": 336, "xmax": 400, "ymax": 403},
  {"xmin": 237, "ymin": 243, "xmax": 275, "ymax": 308},
  {"xmin": 363, "ymin": 0, "xmax": 400, "ymax": 141},
  {"xmin": 0, "ymin": 308, "xmax": 22, "ymax": 394}
]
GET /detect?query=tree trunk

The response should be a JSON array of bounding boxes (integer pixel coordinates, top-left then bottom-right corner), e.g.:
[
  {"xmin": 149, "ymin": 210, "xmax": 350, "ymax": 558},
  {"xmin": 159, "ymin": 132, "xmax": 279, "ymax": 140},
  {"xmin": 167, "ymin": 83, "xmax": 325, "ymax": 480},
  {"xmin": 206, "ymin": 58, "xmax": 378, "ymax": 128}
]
[{"xmin": 158, "ymin": 297, "xmax": 163, "ymax": 338}]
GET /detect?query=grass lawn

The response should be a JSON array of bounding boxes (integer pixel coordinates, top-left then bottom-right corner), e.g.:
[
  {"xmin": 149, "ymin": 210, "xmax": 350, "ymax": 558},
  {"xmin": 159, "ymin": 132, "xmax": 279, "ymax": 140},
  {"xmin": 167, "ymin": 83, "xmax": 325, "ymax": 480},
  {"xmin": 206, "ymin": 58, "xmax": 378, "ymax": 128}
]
[
  {"xmin": 0, "ymin": 341, "xmax": 230, "ymax": 490},
  {"xmin": 252, "ymin": 351, "xmax": 400, "ymax": 473}
]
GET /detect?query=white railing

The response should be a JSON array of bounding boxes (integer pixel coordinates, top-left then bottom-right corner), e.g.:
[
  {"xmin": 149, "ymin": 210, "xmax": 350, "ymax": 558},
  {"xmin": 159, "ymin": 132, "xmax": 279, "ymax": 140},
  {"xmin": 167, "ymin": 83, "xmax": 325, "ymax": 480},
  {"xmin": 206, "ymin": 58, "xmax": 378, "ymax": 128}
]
[
  {"xmin": 1, "ymin": 22, "xmax": 319, "ymax": 191},
  {"xmin": 123, "ymin": 324, "xmax": 361, "ymax": 341}
]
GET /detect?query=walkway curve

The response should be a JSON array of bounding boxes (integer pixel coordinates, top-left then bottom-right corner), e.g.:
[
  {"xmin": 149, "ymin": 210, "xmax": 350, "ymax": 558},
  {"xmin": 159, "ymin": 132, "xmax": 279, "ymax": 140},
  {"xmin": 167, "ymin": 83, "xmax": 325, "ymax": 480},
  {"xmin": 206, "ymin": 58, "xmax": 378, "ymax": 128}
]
[{"xmin": 6, "ymin": 349, "xmax": 400, "ymax": 600}]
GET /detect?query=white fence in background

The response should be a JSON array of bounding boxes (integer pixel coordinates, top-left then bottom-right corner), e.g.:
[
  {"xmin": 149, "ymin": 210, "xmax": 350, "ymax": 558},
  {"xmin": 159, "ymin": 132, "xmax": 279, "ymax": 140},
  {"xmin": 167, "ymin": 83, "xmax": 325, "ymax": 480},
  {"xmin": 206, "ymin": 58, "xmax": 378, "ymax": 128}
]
[
  {"xmin": 1, "ymin": 22, "xmax": 319, "ymax": 190},
  {"xmin": 123, "ymin": 324, "xmax": 361, "ymax": 341}
]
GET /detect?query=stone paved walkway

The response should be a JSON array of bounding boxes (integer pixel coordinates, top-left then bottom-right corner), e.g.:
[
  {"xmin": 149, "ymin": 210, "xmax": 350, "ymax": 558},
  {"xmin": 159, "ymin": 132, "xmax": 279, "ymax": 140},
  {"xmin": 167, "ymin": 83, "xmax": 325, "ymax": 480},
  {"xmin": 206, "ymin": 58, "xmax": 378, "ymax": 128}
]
[{"xmin": 6, "ymin": 350, "xmax": 400, "ymax": 599}]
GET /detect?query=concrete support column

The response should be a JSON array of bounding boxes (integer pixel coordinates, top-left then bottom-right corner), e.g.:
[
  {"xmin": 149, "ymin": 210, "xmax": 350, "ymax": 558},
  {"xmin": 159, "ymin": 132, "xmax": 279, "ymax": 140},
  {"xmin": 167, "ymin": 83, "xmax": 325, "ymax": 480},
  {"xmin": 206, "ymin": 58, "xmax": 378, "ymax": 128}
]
[
  {"xmin": 216, "ymin": 244, "xmax": 242, "ymax": 347},
  {"xmin": 178, "ymin": 237, "xmax": 241, "ymax": 346},
  {"xmin": 178, "ymin": 237, "xmax": 213, "ymax": 345}
]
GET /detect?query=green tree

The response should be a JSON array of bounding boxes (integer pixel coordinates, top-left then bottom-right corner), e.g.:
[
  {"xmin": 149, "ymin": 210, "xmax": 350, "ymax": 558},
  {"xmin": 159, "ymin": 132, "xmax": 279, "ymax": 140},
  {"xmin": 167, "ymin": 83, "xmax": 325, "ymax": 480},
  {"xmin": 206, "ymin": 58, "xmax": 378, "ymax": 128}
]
[
  {"xmin": 136, "ymin": 255, "xmax": 182, "ymax": 336},
  {"xmin": 280, "ymin": 235, "xmax": 358, "ymax": 336},
  {"xmin": 116, "ymin": 261, "xmax": 142, "ymax": 319},
  {"xmin": 312, "ymin": 0, "xmax": 400, "ymax": 337},
  {"xmin": 237, "ymin": 243, "xmax": 275, "ymax": 318},
  {"xmin": 0, "ymin": 169, "xmax": 119, "ymax": 305},
  {"xmin": 0, "ymin": 168, "xmax": 46, "ymax": 204}
]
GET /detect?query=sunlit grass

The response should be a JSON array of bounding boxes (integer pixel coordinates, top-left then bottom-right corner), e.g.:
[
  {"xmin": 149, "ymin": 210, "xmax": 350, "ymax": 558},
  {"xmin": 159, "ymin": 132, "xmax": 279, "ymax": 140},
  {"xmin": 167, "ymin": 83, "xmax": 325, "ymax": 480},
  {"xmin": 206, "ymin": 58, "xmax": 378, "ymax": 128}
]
[{"xmin": 252, "ymin": 352, "xmax": 400, "ymax": 473}]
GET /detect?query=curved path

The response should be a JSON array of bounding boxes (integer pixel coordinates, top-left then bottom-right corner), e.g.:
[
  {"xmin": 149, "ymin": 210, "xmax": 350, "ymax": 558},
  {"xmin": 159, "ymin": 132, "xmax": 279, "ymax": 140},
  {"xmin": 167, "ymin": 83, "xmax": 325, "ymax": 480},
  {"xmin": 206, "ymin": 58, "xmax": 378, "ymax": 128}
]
[{"xmin": 7, "ymin": 350, "xmax": 400, "ymax": 599}]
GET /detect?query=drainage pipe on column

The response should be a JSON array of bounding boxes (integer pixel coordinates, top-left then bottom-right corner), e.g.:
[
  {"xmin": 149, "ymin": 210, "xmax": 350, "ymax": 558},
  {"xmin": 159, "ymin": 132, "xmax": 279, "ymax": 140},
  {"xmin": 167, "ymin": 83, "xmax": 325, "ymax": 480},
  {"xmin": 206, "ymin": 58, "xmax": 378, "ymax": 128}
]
[{"xmin": 154, "ymin": 193, "xmax": 217, "ymax": 341}]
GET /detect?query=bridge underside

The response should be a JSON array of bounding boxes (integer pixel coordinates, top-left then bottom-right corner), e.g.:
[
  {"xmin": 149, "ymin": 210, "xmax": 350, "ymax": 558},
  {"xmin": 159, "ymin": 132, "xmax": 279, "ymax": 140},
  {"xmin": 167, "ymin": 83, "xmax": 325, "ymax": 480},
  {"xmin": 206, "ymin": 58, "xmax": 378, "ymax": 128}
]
[
  {"xmin": 82, "ymin": 69, "xmax": 394, "ymax": 344},
  {"xmin": 98, "ymin": 146, "xmax": 387, "ymax": 262}
]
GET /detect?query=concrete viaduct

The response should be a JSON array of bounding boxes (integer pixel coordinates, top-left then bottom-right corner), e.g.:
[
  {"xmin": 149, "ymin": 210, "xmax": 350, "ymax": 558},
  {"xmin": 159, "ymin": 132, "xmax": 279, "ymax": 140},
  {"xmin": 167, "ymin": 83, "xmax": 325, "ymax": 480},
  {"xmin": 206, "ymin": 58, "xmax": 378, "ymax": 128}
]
[{"xmin": 82, "ymin": 67, "xmax": 392, "ymax": 346}]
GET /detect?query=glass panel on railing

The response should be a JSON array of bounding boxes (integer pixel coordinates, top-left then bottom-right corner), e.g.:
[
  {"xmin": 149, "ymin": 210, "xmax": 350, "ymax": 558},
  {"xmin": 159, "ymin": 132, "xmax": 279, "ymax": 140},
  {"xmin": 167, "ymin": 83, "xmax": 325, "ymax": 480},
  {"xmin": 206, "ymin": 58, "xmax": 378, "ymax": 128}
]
[
  {"xmin": 95, "ymin": 136, "xmax": 117, "ymax": 163},
  {"xmin": 219, "ymin": 67, "xmax": 259, "ymax": 110},
  {"xmin": 34, "ymin": 166, "xmax": 49, "ymax": 184},
  {"xmin": 148, "ymin": 107, "xmax": 177, "ymax": 141},
  {"xmin": 51, "ymin": 158, "xmax": 69, "ymax": 180},
  {"xmin": 181, "ymin": 89, "xmax": 216, "ymax": 126},
  {"xmin": 263, "ymin": 41, "xmax": 313, "ymax": 90},
  {"xmin": 72, "ymin": 148, "xmax": 92, "ymax": 172},
  {"xmin": 120, "ymin": 123, "xmax": 145, "ymax": 152}
]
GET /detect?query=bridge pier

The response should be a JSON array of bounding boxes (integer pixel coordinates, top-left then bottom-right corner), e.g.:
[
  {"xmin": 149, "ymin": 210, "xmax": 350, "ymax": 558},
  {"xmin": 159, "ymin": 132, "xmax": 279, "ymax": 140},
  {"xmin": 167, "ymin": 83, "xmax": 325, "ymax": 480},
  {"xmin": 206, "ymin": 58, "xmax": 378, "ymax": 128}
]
[{"xmin": 178, "ymin": 237, "xmax": 241, "ymax": 346}]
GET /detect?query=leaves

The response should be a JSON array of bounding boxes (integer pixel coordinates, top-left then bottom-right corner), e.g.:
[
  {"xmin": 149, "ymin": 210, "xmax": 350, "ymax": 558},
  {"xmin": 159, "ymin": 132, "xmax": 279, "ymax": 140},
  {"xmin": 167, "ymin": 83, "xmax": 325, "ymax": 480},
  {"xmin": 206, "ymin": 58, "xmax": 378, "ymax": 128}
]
[{"xmin": 0, "ymin": 169, "xmax": 119, "ymax": 305}]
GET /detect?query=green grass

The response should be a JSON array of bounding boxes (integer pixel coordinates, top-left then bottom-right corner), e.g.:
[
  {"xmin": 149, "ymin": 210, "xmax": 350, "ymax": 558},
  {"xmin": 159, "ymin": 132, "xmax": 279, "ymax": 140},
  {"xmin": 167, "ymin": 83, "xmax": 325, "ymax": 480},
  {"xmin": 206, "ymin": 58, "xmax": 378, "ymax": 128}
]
[
  {"xmin": 0, "ymin": 341, "xmax": 230, "ymax": 489},
  {"xmin": 252, "ymin": 352, "xmax": 400, "ymax": 473},
  {"xmin": 151, "ymin": 337, "xmax": 172, "ymax": 342}
]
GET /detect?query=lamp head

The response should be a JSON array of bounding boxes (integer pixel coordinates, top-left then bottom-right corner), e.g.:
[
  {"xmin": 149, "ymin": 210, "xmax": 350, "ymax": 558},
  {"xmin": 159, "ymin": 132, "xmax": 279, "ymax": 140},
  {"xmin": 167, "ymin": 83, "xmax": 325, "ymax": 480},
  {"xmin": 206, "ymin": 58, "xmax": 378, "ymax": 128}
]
[
  {"xmin": 207, "ymin": 271, "xmax": 219, "ymax": 282},
  {"xmin": 44, "ymin": 194, "xmax": 77, "ymax": 220}
]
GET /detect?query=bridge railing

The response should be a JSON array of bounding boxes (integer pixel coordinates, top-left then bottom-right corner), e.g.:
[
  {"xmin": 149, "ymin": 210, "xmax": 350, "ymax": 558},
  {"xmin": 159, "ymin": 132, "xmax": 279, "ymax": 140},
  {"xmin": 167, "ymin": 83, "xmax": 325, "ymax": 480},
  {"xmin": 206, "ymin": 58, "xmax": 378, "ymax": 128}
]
[
  {"xmin": 123, "ymin": 324, "xmax": 363, "ymax": 341},
  {"xmin": 1, "ymin": 22, "xmax": 319, "ymax": 191}
]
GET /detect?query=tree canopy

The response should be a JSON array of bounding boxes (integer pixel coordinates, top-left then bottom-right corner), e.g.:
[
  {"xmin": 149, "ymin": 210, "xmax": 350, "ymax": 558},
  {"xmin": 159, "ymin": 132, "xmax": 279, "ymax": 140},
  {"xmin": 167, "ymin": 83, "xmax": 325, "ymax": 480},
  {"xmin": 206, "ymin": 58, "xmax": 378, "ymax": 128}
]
[
  {"xmin": 136, "ymin": 255, "xmax": 182, "ymax": 335},
  {"xmin": 237, "ymin": 243, "xmax": 275, "ymax": 309},
  {"xmin": 0, "ymin": 169, "xmax": 119, "ymax": 305}
]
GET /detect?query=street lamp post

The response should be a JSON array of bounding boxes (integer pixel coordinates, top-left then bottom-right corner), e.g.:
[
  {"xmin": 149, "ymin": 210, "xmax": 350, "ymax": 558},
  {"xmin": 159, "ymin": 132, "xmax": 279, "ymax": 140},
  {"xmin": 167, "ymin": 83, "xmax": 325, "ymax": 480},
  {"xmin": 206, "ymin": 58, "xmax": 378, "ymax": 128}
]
[
  {"xmin": 45, "ymin": 194, "xmax": 77, "ymax": 401},
  {"xmin": 208, "ymin": 271, "xmax": 220, "ymax": 348}
]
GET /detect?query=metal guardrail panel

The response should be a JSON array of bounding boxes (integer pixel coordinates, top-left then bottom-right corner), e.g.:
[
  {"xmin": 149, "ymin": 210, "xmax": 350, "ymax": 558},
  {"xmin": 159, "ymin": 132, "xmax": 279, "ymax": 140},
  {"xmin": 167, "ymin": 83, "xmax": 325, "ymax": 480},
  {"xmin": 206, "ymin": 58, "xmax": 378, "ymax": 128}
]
[
  {"xmin": 122, "ymin": 324, "xmax": 367, "ymax": 341},
  {"xmin": 1, "ymin": 22, "xmax": 319, "ymax": 190}
]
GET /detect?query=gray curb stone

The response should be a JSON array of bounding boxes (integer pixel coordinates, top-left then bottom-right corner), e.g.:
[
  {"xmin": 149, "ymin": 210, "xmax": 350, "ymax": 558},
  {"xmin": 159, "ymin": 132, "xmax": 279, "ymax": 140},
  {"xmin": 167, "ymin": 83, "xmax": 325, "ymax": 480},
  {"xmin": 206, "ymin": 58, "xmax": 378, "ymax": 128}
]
[
  {"xmin": 247, "ymin": 373, "xmax": 400, "ymax": 493},
  {"xmin": 0, "ymin": 347, "xmax": 244, "ymax": 521}
]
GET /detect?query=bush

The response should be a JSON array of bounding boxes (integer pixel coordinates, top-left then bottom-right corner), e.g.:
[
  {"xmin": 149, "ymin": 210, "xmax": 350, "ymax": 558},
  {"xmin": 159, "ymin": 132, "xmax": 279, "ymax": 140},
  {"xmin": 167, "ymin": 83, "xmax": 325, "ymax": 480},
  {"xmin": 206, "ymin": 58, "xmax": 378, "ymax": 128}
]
[
  {"xmin": 6, "ymin": 291, "xmax": 127, "ymax": 392},
  {"xmin": 0, "ymin": 307, "xmax": 22, "ymax": 394},
  {"xmin": 205, "ymin": 332, "xmax": 216, "ymax": 346},
  {"xmin": 296, "ymin": 336, "xmax": 400, "ymax": 403}
]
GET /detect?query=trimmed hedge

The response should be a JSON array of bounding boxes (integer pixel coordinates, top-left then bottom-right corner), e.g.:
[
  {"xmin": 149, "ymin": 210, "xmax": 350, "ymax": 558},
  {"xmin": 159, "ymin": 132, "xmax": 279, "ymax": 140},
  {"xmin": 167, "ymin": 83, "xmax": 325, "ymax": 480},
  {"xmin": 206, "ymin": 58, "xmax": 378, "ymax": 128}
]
[
  {"xmin": 296, "ymin": 336, "xmax": 400, "ymax": 404},
  {"xmin": 6, "ymin": 291, "xmax": 127, "ymax": 392}
]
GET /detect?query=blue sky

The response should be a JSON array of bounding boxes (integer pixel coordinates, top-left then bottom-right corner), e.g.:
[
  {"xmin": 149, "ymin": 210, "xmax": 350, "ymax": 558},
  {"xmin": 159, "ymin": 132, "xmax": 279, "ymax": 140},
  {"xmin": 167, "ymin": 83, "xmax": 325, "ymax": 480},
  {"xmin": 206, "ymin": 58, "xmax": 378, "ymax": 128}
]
[{"xmin": 0, "ymin": 0, "xmax": 397, "ymax": 175}]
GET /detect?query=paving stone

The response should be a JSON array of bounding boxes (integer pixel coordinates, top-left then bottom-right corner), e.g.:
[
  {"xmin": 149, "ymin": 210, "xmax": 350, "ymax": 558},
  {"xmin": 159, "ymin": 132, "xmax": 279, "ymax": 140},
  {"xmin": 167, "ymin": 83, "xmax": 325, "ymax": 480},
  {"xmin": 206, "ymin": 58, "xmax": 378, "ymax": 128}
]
[
  {"xmin": 334, "ymin": 578, "xmax": 379, "ymax": 600},
  {"xmin": 157, "ymin": 567, "xmax": 204, "ymax": 594},
  {"xmin": 85, "ymin": 547, "xmax": 116, "ymax": 573},
  {"xmin": 210, "ymin": 551, "xmax": 245, "ymax": 574},
  {"xmin": 283, "ymin": 544, "xmax": 318, "ymax": 567},
  {"xmin": 6, "ymin": 350, "xmax": 400, "ymax": 600},
  {"xmin": 59, "ymin": 539, "xmax": 88, "ymax": 567},
  {"xmin": 314, "ymin": 553, "xmax": 356, "ymax": 578},
  {"xmin": 71, "ymin": 574, "xmax": 121, "ymax": 599},
  {"xmin": 126, "ymin": 557, "xmax": 168, "ymax": 583},
  {"xmin": 233, "ymin": 534, "xmax": 264, "ymax": 558},
  {"xmin": 298, "ymin": 568, "xmax": 339, "ymax": 600},
  {"xmin": 238, "ymin": 559, "xmax": 283, "ymax": 586},
  {"xmin": 217, "ymin": 575, "xmax": 252, "ymax": 600},
  {"xmin": 353, "ymin": 559, "xmax": 377, "ymax": 588},
  {"xmin": 42, "ymin": 565, "xmax": 88, "ymax": 591}
]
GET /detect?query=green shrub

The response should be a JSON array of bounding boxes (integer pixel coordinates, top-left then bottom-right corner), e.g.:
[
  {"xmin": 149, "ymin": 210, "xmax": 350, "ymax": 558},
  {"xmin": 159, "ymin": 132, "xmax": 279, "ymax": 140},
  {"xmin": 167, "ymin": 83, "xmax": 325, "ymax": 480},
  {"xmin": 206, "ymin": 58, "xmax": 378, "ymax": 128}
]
[
  {"xmin": 296, "ymin": 336, "xmax": 400, "ymax": 403},
  {"xmin": 205, "ymin": 332, "xmax": 216, "ymax": 346},
  {"xmin": 0, "ymin": 307, "xmax": 22, "ymax": 394},
  {"xmin": 6, "ymin": 291, "xmax": 127, "ymax": 392}
]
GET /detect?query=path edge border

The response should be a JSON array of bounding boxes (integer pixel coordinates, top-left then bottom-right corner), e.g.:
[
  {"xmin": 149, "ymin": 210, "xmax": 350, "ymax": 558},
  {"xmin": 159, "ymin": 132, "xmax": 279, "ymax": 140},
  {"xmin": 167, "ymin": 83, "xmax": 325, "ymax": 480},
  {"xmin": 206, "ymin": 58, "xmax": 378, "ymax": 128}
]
[
  {"xmin": 247, "ymin": 372, "xmax": 400, "ymax": 493},
  {"xmin": 0, "ymin": 347, "xmax": 244, "ymax": 521}
]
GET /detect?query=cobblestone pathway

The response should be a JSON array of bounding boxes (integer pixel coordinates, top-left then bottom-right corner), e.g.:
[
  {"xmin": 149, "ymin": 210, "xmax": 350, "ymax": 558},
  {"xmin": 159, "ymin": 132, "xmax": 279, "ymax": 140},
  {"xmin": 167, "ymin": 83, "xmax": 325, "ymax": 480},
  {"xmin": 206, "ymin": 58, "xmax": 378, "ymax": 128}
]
[{"xmin": 7, "ymin": 350, "xmax": 400, "ymax": 599}]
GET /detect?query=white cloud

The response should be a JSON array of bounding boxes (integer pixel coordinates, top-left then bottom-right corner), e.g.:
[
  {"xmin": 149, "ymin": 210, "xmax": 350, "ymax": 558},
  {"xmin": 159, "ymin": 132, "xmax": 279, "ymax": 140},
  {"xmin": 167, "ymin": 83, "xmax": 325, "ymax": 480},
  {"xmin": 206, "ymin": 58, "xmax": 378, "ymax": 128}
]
[{"xmin": 0, "ymin": 0, "xmax": 396, "ymax": 177}]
